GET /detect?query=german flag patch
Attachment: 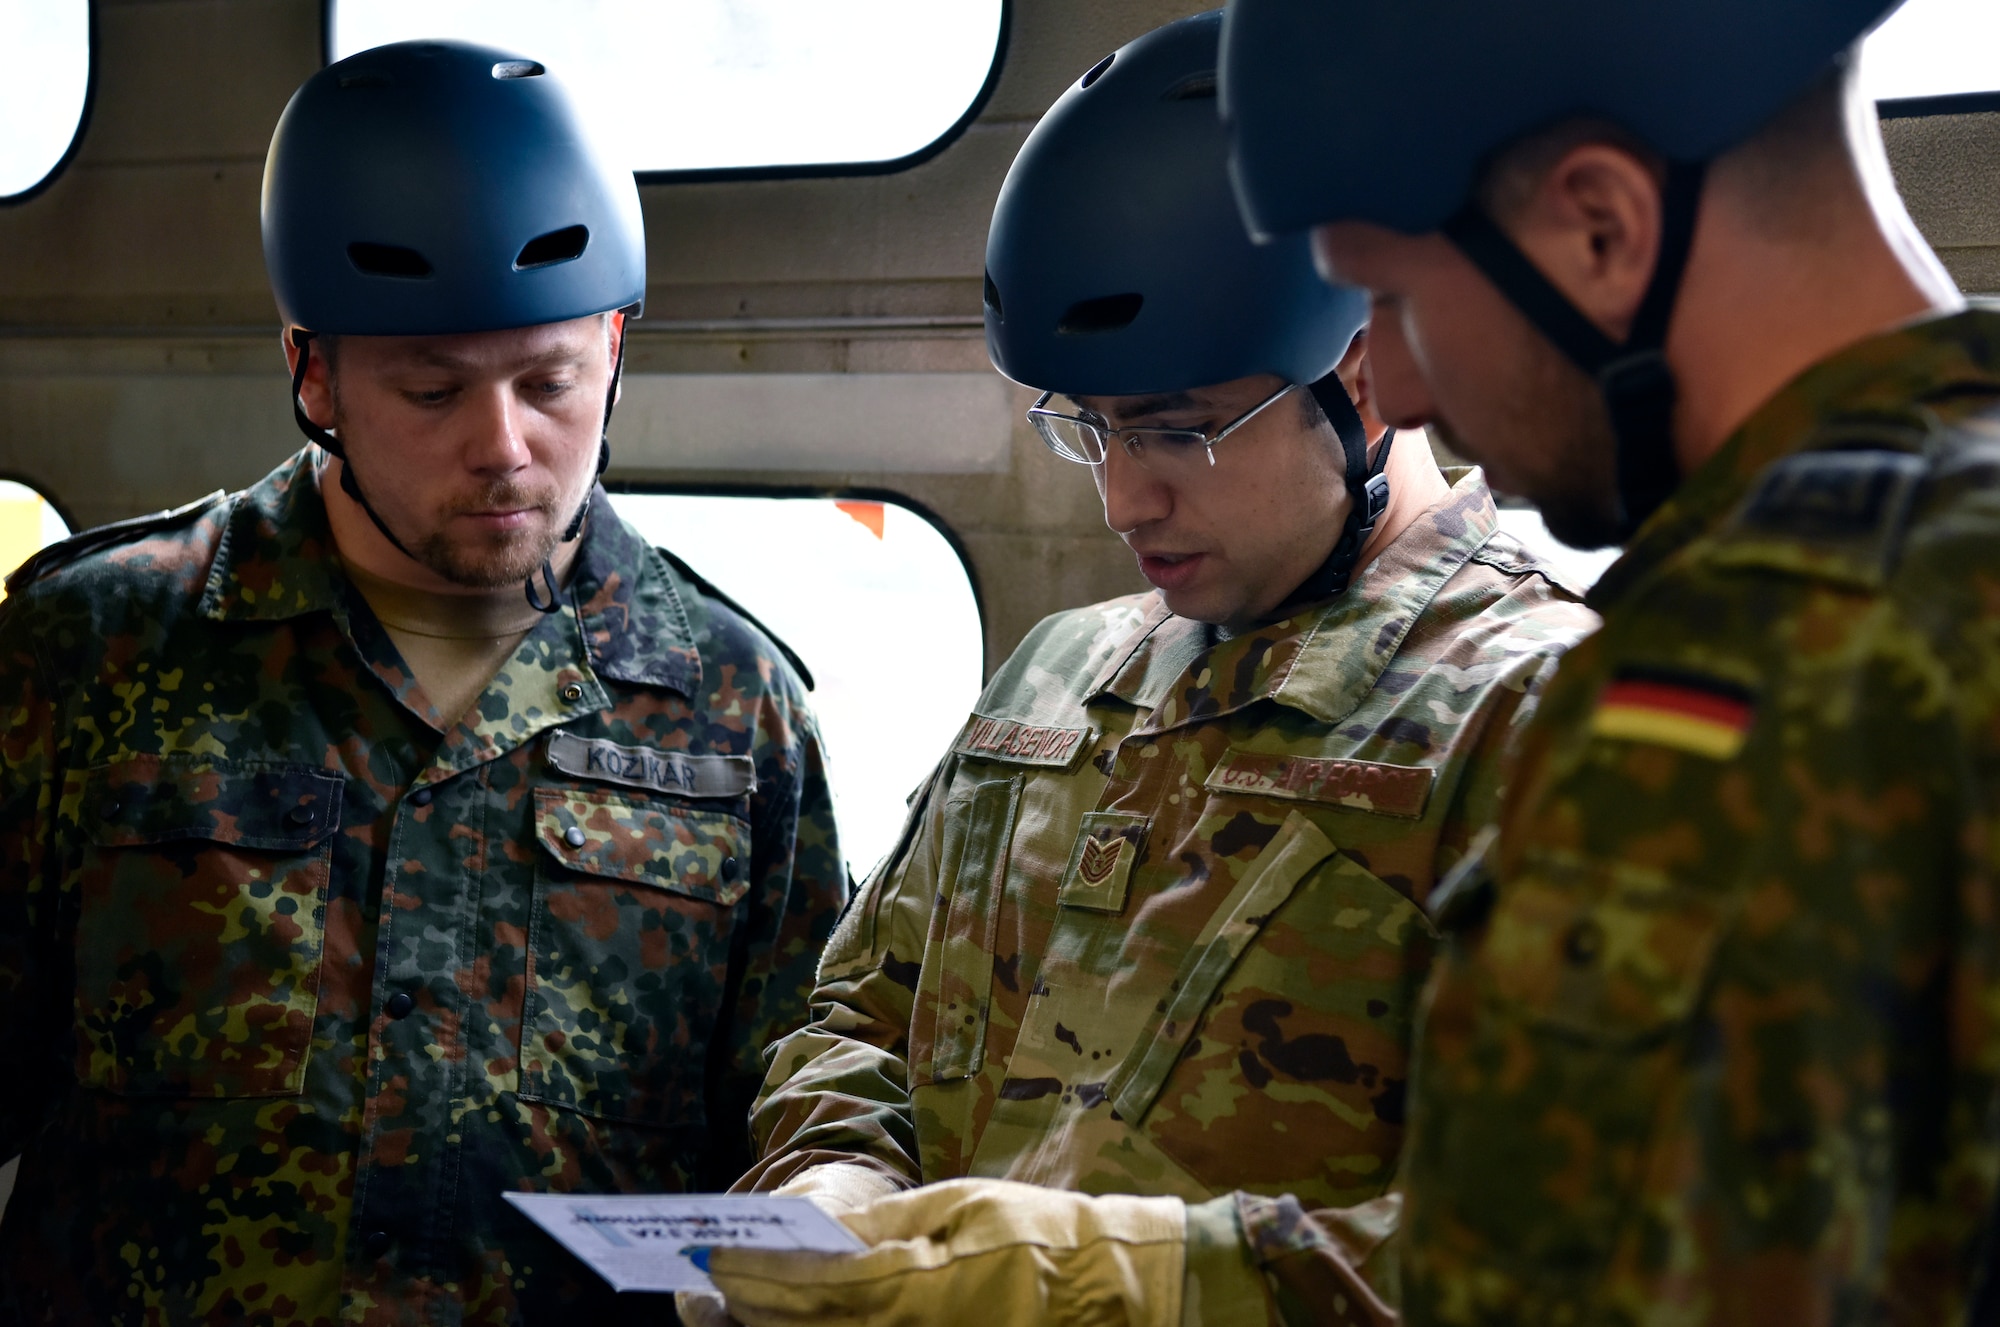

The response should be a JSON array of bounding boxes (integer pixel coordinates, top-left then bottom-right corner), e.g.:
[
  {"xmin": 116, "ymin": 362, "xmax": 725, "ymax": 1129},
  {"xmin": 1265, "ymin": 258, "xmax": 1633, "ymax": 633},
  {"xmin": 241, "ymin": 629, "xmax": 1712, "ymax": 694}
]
[{"xmin": 1590, "ymin": 667, "xmax": 1755, "ymax": 760}]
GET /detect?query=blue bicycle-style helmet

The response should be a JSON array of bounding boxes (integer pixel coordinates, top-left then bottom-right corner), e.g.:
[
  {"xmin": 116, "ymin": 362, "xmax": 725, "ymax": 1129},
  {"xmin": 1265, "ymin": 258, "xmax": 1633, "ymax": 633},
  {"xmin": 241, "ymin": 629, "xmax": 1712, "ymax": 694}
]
[
  {"xmin": 986, "ymin": 11, "xmax": 1386, "ymax": 597},
  {"xmin": 1219, "ymin": 0, "xmax": 1907, "ymax": 538},
  {"xmin": 260, "ymin": 40, "xmax": 645, "ymax": 605}
]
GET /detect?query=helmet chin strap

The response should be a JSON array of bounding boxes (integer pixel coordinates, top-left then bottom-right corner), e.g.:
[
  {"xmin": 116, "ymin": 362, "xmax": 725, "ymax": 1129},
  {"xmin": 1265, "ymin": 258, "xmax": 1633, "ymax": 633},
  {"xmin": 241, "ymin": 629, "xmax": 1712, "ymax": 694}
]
[
  {"xmin": 288, "ymin": 323, "xmax": 626, "ymax": 616},
  {"xmin": 1441, "ymin": 160, "xmax": 1707, "ymax": 541},
  {"xmin": 1282, "ymin": 369, "xmax": 1394, "ymax": 608}
]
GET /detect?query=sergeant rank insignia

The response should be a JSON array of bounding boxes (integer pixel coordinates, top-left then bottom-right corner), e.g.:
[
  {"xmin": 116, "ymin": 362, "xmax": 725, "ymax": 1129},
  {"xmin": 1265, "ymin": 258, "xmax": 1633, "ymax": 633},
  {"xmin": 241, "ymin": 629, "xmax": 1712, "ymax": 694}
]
[
  {"xmin": 1058, "ymin": 811, "xmax": 1148, "ymax": 913},
  {"xmin": 1590, "ymin": 666, "xmax": 1756, "ymax": 760}
]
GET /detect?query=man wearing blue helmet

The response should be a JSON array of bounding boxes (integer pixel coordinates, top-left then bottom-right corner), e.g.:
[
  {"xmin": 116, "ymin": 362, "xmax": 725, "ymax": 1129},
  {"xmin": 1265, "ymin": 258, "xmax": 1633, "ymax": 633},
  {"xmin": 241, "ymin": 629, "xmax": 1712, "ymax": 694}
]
[
  {"xmin": 1223, "ymin": 0, "xmax": 2000, "ymax": 1322},
  {"xmin": 684, "ymin": 15, "xmax": 1594, "ymax": 1326},
  {"xmin": 0, "ymin": 41, "xmax": 845, "ymax": 1321}
]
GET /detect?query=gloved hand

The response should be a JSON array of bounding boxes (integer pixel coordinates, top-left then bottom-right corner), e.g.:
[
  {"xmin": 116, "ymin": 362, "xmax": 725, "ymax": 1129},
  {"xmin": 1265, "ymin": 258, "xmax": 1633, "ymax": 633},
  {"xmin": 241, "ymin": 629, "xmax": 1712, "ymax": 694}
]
[
  {"xmin": 703, "ymin": 1177, "xmax": 1188, "ymax": 1327},
  {"xmin": 673, "ymin": 1165, "xmax": 911, "ymax": 1327}
]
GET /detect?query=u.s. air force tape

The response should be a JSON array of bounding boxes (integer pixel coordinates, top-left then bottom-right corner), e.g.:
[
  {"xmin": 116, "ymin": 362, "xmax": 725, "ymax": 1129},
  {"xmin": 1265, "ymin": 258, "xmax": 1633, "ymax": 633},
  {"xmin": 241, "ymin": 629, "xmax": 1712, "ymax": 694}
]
[{"xmin": 547, "ymin": 731, "xmax": 756, "ymax": 799}]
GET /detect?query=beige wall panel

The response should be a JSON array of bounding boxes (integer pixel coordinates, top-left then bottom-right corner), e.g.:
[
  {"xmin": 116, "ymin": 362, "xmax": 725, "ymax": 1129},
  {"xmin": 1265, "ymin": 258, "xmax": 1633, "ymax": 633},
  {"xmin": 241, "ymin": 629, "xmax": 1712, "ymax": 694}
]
[
  {"xmin": 0, "ymin": 162, "xmax": 272, "ymax": 327},
  {"xmin": 0, "ymin": 374, "xmax": 295, "ymax": 529},
  {"xmin": 1884, "ymin": 111, "xmax": 2000, "ymax": 253},
  {"xmin": 87, "ymin": 0, "xmax": 317, "ymax": 167}
]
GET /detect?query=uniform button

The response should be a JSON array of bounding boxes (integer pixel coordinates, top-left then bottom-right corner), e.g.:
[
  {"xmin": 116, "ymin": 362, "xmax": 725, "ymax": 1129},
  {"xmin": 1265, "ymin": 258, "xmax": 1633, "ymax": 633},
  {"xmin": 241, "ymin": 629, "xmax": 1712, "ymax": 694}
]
[
  {"xmin": 560, "ymin": 683, "xmax": 585, "ymax": 703},
  {"xmin": 563, "ymin": 826, "xmax": 587, "ymax": 848},
  {"xmin": 1563, "ymin": 919, "xmax": 1604, "ymax": 966},
  {"xmin": 385, "ymin": 992, "xmax": 415, "ymax": 1019},
  {"xmin": 720, "ymin": 856, "xmax": 740, "ymax": 883},
  {"xmin": 362, "ymin": 1230, "xmax": 392, "ymax": 1260},
  {"xmin": 410, "ymin": 787, "xmax": 433, "ymax": 807},
  {"xmin": 286, "ymin": 806, "xmax": 315, "ymax": 827}
]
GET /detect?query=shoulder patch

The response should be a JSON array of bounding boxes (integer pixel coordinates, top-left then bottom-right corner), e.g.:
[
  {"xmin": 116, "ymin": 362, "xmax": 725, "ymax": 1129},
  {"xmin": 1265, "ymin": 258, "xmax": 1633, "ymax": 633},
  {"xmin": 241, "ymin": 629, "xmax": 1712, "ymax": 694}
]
[
  {"xmin": 3, "ymin": 491, "xmax": 227, "ymax": 597},
  {"xmin": 651, "ymin": 544, "xmax": 815, "ymax": 692},
  {"xmin": 1710, "ymin": 448, "xmax": 1926, "ymax": 587},
  {"xmin": 1590, "ymin": 666, "xmax": 1756, "ymax": 761}
]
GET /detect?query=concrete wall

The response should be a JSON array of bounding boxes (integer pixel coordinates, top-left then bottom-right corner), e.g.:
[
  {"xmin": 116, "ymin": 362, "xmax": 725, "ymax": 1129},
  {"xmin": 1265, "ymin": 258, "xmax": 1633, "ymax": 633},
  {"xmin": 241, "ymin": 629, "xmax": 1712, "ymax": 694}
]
[{"xmin": 0, "ymin": 3, "xmax": 1996, "ymax": 678}]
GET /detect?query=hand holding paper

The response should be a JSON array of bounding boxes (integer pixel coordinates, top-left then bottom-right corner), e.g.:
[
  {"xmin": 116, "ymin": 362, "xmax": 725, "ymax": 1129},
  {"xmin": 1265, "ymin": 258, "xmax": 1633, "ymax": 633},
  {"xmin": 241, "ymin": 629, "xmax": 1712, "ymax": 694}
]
[{"xmin": 501, "ymin": 1192, "xmax": 865, "ymax": 1295}]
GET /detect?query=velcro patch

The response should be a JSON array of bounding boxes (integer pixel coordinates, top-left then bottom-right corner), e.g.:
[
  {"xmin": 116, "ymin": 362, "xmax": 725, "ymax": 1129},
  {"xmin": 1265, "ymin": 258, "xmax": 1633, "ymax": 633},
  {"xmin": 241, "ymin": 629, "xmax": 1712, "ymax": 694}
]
[
  {"xmin": 1738, "ymin": 448, "xmax": 1926, "ymax": 540},
  {"xmin": 1058, "ymin": 812, "xmax": 1148, "ymax": 913},
  {"xmin": 1590, "ymin": 667, "xmax": 1755, "ymax": 761},
  {"xmin": 952, "ymin": 715, "xmax": 1095, "ymax": 770},
  {"xmin": 1205, "ymin": 751, "xmax": 1434, "ymax": 819},
  {"xmin": 547, "ymin": 731, "xmax": 756, "ymax": 799}
]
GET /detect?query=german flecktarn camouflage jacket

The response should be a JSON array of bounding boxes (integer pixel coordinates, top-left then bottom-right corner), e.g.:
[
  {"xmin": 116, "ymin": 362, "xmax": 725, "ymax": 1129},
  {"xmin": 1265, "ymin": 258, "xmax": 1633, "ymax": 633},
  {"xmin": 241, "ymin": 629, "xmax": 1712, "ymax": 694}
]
[{"xmin": 0, "ymin": 450, "xmax": 845, "ymax": 1324}]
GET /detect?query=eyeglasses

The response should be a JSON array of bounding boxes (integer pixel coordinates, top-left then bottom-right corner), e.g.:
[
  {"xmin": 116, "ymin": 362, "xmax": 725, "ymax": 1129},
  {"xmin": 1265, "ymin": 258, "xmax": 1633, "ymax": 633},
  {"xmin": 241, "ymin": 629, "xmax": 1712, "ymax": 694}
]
[{"xmin": 1027, "ymin": 381, "xmax": 1298, "ymax": 470}]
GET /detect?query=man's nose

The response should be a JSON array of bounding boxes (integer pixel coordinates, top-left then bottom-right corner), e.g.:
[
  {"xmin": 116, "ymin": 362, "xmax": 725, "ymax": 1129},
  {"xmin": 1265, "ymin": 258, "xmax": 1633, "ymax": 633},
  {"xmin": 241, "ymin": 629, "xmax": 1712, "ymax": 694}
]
[
  {"xmin": 1095, "ymin": 444, "xmax": 1172, "ymax": 535},
  {"xmin": 462, "ymin": 384, "xmax": 533, "ymax": 474}
]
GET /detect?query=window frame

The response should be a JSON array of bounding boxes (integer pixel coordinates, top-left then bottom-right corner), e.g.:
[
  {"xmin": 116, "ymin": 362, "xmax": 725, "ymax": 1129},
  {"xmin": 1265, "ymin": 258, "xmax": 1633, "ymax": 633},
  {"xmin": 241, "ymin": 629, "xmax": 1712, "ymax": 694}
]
[
  {"xmin": 1878, "ymin": 90, "xmax": 2000, "ymax": 119},
  {"xmin": 318, "ymin": 0, "xmax": 1011, "ymax": 183},
  {"xmin": 601, "ymin": 480, "xmax": 988, "ymax": 664},
  {"xmin": 0, "ymin": 472, "xmax": 78, "ymax": 539},
  {"xmin": 0, "ymin": 0, "xmax": 98, "ymax": 207}
]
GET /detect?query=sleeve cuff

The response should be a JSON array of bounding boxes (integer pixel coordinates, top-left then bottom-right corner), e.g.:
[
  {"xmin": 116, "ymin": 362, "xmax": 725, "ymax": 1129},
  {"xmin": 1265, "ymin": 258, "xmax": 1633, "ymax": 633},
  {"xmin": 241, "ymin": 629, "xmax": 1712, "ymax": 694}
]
[{"xmin": 1182, "ymin": 1194, "xmax": 1272, "ymax": 1327}]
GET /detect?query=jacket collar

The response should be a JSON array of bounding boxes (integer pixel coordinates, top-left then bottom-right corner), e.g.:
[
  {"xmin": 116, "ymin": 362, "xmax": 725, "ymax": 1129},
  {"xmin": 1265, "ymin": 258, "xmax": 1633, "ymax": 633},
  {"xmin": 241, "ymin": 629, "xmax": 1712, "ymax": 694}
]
[
  {"xmin": 1088, "ymin": 468, "xmax": 1501, "ymax": 730},
  {"xmin": 1589, "ymin": 307, "xmax": 2000, "ymax": 613},
  {"xmin": 198, "ymin": 448, "xmax": 699, "ymax": 699}
]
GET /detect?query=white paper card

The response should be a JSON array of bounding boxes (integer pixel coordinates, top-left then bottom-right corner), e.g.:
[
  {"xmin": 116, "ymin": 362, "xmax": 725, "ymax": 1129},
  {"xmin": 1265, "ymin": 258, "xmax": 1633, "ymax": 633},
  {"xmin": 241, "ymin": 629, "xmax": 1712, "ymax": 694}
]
[{"xmin": 503, "ymin": 1192, "xmax": 867, "ymax": 1293}]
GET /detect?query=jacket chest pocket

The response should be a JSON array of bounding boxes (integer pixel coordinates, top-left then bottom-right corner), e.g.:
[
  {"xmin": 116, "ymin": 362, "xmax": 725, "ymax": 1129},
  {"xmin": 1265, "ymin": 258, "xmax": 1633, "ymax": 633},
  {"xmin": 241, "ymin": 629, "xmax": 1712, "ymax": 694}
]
[
  {"xmin": 910, "ymin": 775, "xmax": 1022, "ymax": 1088},
  {"xmin": 74, "ymin": 755, "xmax": 341, "ymax": 1098},
  {"xmin": 1407, "ymin": 849, "xmax": 1730, "ymax": 1270},
  {"xmin": 521, "ymin": 785, "xmax": 753, "ymax": 1125},
  {"xmin": 1115, "ymin": 810, "xmax": 1436, "ymax": 1207}
]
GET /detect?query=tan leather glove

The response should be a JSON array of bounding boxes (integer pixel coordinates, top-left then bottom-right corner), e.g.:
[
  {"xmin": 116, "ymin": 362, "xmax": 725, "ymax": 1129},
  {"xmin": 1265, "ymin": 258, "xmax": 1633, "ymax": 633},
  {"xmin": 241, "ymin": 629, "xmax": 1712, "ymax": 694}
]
[
  {"xmin": 673, "ymin": 1165, "xmax": 911, "ymax": 1326},
  {"xmin": 705, "ymin": 1177, "xmax": 1187, "ymax": 1327}
]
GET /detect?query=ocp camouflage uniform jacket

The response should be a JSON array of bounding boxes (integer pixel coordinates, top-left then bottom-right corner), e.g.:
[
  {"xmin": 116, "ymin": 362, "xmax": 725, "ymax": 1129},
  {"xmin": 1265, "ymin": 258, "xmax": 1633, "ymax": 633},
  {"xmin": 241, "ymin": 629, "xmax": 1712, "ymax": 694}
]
[
  {"xmin": 1400, "ymin": 310, "xmax": 2000, "ymax": 1326},
  {"xmin": 0, "ymin": 450, "xmax": 845, "ymax": 1324},
  {"xmin": 741, "ymin": 470, "xmax": 1598, "ymax": 1323}
]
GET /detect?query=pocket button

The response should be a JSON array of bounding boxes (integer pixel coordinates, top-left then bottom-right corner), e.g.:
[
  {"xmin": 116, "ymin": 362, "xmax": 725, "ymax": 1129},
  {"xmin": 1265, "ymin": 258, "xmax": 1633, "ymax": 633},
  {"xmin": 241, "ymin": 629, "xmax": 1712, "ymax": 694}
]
[
  {"xmin": 410, "ymin": 787, "xmax": 433, "ymax": 807},
  {"xmin": 385, "ymin": 992, "xmax": 415, "ymax": 1019},
  {"xmin": 1564, "ymin": 918, "xmax": 1605, "ymax": 966},
  {"xmin": 563, "ymin": 826, "xmax": 587, "ymax": 849},
  {"xmin": 720, "ymin": 855, "xmax": 740, "ymax": 883},
  {"xmin": 286, "ymin": 806, "xmax": 315, "ymax": 827}
]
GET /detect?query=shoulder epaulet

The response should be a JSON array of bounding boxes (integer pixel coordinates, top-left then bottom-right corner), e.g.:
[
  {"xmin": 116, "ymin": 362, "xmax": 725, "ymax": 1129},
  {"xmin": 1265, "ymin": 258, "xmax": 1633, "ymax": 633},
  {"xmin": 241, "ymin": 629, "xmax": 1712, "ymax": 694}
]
[
  {"xmin": 3, "ymin": 490, "xmax": 228, "ymax": 597},
  {"xmin": 652, "ymin": 544, "xmax": 815, "ymax": 692},
  {"xmin": 1709, "ymin": 444, "xmax": 1928, "ymax": 588}
]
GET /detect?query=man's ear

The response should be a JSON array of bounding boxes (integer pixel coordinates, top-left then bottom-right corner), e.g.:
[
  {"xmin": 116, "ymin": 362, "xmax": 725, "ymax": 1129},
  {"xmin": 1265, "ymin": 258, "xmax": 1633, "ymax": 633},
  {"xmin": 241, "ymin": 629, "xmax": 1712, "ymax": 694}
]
[
  {"xmin": 1334, "ymin": 328, "xmax": 1391, "ymax": 439},
  {"xmin": 1510, "ymin": 143, "xmax": 1664, "ymax": 343},
  {"xmin": 283, "ymin": 328, "xmax": 337, "ymax": 430},
  {"xmin": 609, "ymin": 311, "xmax": 627, "ymax": 407}
]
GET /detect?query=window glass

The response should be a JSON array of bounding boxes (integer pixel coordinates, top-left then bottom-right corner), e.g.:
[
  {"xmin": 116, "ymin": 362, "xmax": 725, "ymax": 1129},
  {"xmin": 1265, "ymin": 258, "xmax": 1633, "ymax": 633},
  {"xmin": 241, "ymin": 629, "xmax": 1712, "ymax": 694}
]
[
  {"xmin": 0, "ymin": 0, "xmax": 90, "ymax": 199},
  {"xmin": 1862, "ymin": 0, "xmax": 2000, "ymax": 105},
  {"xmin": 329, "ymin": 0, "xmax": 1006, "ymax": 174},
  {"xmin": 0, "ymin": 480, "xmax": 73, "ymax": 601},
  {"xmin": 610, "ymin": 492, "xmax": 983, "ymax": 877}
]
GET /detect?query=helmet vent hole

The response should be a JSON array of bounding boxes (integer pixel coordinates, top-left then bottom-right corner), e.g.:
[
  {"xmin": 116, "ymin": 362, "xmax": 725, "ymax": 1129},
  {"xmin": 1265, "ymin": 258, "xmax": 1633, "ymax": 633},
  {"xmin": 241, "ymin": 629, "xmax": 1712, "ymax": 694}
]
[
  {"xmin": 515, "ymin": 224, "xmax": 591, "ymax": 270},
  {"xmin": 1057, "ymin": 293, "xmax": 1143, "ymax": 336},
  {"xmin": 1079, "ymin": 52, "xmax": 1115, "ymax": 89},
  {"xmin": 983, "ymin": 271, "xmax": 1004, "ymax": 321},
  {"xmin": 1161, "ymin": 72, "xmax": 1217, "ymax": 101},
  {"xmin": 492, "ymin": 60, "xmax": 546, "ymax": 80},
  {"xmin": 347, "ymin": 242, "xmax": 433, "ymax": 280}
]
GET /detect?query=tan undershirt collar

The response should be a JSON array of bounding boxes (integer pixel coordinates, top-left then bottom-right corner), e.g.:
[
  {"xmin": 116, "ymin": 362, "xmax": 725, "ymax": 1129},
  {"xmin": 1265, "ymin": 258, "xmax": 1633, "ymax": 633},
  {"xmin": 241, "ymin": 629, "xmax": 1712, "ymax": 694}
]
[{"xmin": 342, "ymin": 560, "xmax": 551, "ymax": 728}]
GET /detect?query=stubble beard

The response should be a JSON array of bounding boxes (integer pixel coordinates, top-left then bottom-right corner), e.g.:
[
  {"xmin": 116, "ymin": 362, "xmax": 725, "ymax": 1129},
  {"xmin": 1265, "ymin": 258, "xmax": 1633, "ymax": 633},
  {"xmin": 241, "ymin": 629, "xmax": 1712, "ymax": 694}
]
[
  {"xmin": 1434, "ymin": 331, "xmax": 1625, "ymax": 551},
  {"xmin": 410, "ymin": 479, "xmax": 571, "ymax": 589},
  {"xmin": 333, "ymin": 412, "xmax": 581, "ymax": 588}
]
